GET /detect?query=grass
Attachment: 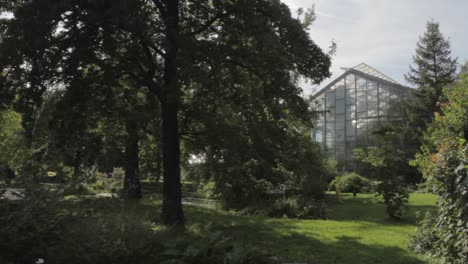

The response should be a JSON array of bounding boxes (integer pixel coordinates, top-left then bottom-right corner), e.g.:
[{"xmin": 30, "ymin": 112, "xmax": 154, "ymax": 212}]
[
  {"xmin": 2, "ymin": 190, "xmax": 437, "ymax": 263},
  {"xmin": 180, "ymin": 192, "xmax": 437, "ymax": 264},
  {"xmin": 102, "ymin": 192, "xmax": 437, "ymax": 263}
]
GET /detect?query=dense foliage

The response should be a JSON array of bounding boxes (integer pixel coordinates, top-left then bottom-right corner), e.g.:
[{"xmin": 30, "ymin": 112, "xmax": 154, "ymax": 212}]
[
  {"xmin": 0, "ymin": 190, "xmax": 276, "ymax": 264},
  {"xmin": 329, "ymin": 173, "xmax": 371, "ymax": 196},
  {"xmin": 0, "ymin": 0, "xmax": 332, "ymax": 225},
  {"xmin": 0, "ymin": 110, "xmax": 25, "ymax": 179},
  {"xmin": 410, "ymin": 74, "xmax": 468, "ymax": 263}
]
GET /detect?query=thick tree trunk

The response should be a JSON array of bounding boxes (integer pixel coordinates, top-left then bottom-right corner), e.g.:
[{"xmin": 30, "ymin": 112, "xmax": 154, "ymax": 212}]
[
  {"xmin": 124, "ymin": 118, "xmax": 142, "ymax": 199},
  {"xmin": 160, "ymin": 0, "xmax": 184, "ymax": 227},
  {"xmin": 161, "ymin": 101, "xmax": 184, "ymax": 226}
]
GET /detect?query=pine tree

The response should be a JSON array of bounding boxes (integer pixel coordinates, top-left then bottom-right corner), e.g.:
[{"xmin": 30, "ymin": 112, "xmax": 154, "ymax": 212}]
[{"xmin": 405, "ymin": 20, "xmax": 458, "ymax": 136}]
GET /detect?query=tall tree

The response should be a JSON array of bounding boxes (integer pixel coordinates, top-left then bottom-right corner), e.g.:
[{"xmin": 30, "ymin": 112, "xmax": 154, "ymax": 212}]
[
  {"xmin": 0, "ymin": 0, "xmax": 331, "ymax": 226},
  {"xmin": 405, "ymin": 20, "xmax": 458, "ymax": 138}
]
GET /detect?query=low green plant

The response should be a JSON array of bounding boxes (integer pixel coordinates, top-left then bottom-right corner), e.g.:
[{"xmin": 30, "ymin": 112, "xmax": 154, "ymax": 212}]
[
  {"xmin": 0, "ymin": 187, "xmax": 278, "ymax": 264},
  {"xmin": 329, "ymin": 173, "xmax": 371, "ymax": 196},
  {"xmin": 241, "ymin": 197, "xmax": 326, "ymax": 219}
]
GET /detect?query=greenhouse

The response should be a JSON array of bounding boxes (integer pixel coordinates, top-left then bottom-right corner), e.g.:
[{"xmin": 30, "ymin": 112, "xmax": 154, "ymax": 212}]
[{"xmin": 311, "ymin": 63, "xmax": 411, "ymax": 170}]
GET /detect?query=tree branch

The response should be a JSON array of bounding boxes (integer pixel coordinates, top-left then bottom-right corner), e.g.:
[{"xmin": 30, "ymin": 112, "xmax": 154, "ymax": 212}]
[{"xmin": 186, "ymin": 12, "xmax": 230, "ymax": 36}]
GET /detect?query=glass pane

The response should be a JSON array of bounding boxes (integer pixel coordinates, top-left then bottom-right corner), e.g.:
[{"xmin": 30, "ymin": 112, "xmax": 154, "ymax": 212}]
[
  {"xmin": 326, "ymin": 92, "xmax": 335, "ymax": 108},
  {"xmin": 357, "ymin": 112, "xmax": 366, "ymax": 120},
  {"xmin": 336, "ymin": 145, "xmax": 345, "ymax": 162},
  {"xmin": 346, "ymin": 120, "xmax": 355, "ymax": 136},
  {"xmin": 357, "ymin": 77, "xmax": 366, "ymax": 92},
  {"xmin": 357, "ymin": 120, "xmax": 367, "ymax": 145},
  {"xmin": 326, "ymin": 122, "xmax": 334, "ymax": 137},
  {"xmin": 326, "ymin": 137, "xmax": 334, "ymax": 150},
  {"xmin": 315, "ymin": 130, "xmax": 323, "ymax": 143},
  {"xmin": 336, "ymin": 114, "xmax": 345, "ymax": 130},
  {"xmin": 357, "ymin": 94, "xmax": 366, "ymax": 112},
  {"xmin": 336, "ymin": 99, "xmax": 345, "ymax": 114},
  {"xmin": 346, "ymin": 141, "xmax": 355, "ymax": 161},
  {"xmin": 346, "ymin": 89, "xmax": 355, "ymax": 105},
  {"xmin": 379, "ymin": 84, "xmax": 390, "ymax": 97},
  {"xmin": 315, "ymin": 122, "xmax": 324, "ymax": 133},
  {"xmin": 336, "ymin": 83, "xmax": 345, "ymax": 99},
  {"xmin": 336, "ymin": 129, "xmax": 345, "ymax": 143},
  {"xmin": 368, "ymin": 119, "xmax": 379, "ymax": 133},
  {"xmin": 367, "ymin": 101, "xmax": 378, "ymax": 117},
  {"xmin": 345, "ymin": 74, "xmax": 355, "ymax": 89},
  {"xmin": 345, "ymin": 105, "xmax": 355, "ymax": 120},
  {"xmin": 379, "ymin": 101, "xmax": 388, "ymax": 116},
  {"xmin": 367, "ymin": 81, "xmax": 378, "ymax": 101},
  {"xmin": 367, "ymin": 119, "xmax": 380, "ymax": 145}
]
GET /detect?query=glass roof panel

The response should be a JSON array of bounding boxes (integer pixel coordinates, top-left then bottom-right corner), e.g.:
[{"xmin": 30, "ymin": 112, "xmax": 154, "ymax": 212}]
[{"xmin": 351, "ymin": 63, "xmax": 401, "ymax": 85}]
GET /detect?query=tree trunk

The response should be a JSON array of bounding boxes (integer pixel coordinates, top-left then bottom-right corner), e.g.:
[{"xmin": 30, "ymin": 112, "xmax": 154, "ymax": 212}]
[
  {"xmin": 160, "ymin": 0, "xmax": 184, "ymax": 227},
  {"xmin": 124, "ymin": 118, "xmax": 142, "ymax": 199},
  {"xmin": 72, "ymin": 149, "xmax": 82, "ymax": 180},
  {"xmin": 161, "ymin": 101, "xmax": 184, "ymax": 226},
  {"xmin": 155, "ymin": 143, "xmax": 162, "ymax": 183}
]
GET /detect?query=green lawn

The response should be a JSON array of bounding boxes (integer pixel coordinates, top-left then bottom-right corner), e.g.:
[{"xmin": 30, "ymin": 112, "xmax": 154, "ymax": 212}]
[
  {"xmin": 179, "ymin": 192, "xmax": 437, "ymax": 264},
  {"xmin": 17, "ymin": 192, "xmax": 435, "ymax": 263}
]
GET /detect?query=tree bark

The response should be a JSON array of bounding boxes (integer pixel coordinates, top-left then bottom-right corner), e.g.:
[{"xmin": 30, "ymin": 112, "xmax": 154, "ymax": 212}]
[
  {"xmin": 124, "ymin": 118, "xmax": 142, "ymax": 199},
  {"xmin": 161, "ymin": 101, "xmax": 184, "ymax": 226},
  {"xmin": 160, "ymin": 0, "xmax": 184, "ymax": 227}
]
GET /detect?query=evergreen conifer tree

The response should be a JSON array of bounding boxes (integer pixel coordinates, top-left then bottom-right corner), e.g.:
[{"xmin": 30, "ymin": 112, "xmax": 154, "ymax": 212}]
[{"xmin": 405, "ymin": 20, "xmax": 457, "ymax": 137}]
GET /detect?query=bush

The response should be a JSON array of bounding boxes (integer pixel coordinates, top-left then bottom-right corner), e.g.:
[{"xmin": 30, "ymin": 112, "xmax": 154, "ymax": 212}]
[
  {"xmin": 408, "ymin": 212, "xmax": 438, "ymax": 254},
  {"xmin": 241, "ymin": 197, "xmax": 326, "ymax": 219},
  {"xmin": 410, "ymin": 74, "xmax": 468, "ymax": 263},
  {"xmin": 329, "ymin": 173, "xmax": 371, "ymax": 196},
  {"xmin": 0, "ymin": 188, "xmax": 278, "ymax": 263},
  {"xmin": 62, "ymin": 167, "xmax": 125, "ymax": 196},
  {"xmin": 0, "ymin": 187, "xmax": 71, "ymax": 262},
  {"xmin": 376, "ymin": 176, "xmax": 409, "ymax": 219}
]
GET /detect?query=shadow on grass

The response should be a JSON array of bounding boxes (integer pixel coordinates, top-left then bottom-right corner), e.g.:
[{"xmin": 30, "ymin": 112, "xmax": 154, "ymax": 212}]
[
  {"xmin": 57, "ymin": 196, "xmax": 428, "ymax": 264},
  {"xmin": 184, "ymin": 205, "xmax": 426, "ymax": 264}
]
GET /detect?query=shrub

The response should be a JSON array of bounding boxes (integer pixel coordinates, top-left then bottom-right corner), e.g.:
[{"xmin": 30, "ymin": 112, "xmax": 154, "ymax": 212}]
[
  {"xmin": 410, "ymin": 74, "xmax": 468, "ymax": 263},
  {"xmin": 0, "ymin": 188, "xmax": 278, "ymax": 263},
  {"xmin": 62, "ymin": 167, "xmax": 125, "ymax": 196},
  {"xmin": 241, "ymin": 197, "xmax": 326, "ymax": 219},
  {"xmin": 329, "ymin": 173, "xmax": 371, "ymax": 196},
  {"xmin": 0, "ymin": 187, "xmax": 71, "ymax": 262},
  {"xmin": 376, "ymin": 176, "xmax": 409, "ymax": 219},
  {"xmin": 408, "ymin": 212, "xmax": 438, "ymax": 254}
]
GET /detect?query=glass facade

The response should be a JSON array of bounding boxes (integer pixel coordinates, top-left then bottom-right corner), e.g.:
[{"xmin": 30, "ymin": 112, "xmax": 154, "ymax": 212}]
[{"xmin": 312, "ymin": 64, "xmax": 409, "ymax": 170}]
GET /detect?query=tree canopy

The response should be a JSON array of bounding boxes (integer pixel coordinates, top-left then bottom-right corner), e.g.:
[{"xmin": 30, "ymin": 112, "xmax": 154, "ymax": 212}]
[{"xmin": 0, "ymin": 0, "xmax": 332, "ymax": 226}]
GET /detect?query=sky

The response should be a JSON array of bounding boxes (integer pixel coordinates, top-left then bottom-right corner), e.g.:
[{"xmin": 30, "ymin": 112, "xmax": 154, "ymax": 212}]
[{"xmin": 282, "ymin": 0, "xmax": 468, "ymax": 95}]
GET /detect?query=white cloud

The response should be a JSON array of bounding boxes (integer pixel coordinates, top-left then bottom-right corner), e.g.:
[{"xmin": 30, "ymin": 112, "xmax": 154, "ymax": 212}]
[{"xmin": 283, "ymin": 0, "xmax": 468, "ymax": 95}]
